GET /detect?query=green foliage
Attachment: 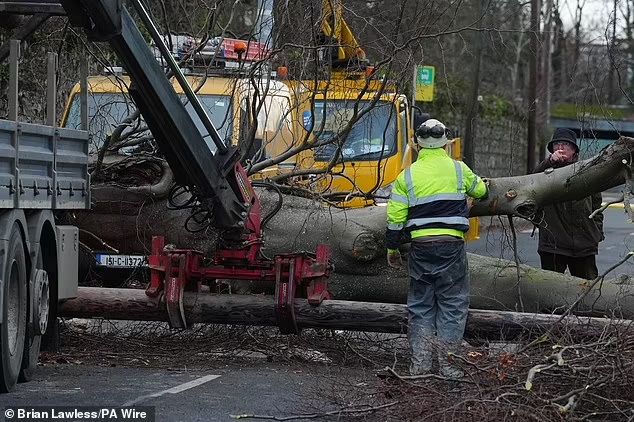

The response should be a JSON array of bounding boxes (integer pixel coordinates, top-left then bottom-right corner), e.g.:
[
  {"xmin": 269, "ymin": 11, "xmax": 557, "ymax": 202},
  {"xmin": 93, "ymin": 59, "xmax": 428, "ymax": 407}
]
[
  {"xmin": 0, "ymin": 63, "xmax": 8, "ymax": 82},
  {"xmin": 479, "ymin": 95, "xmax": 523, "ymax": 121},
  {"xmin": 194, "ymin": 9, "xmax": 210, "ymax": 30},
  {"xmin": 136, "ymin": 20, "xmax": 152, "ymax": 44},
  {"xmin": 551, "ymin": 103, "xmax": 632, "ymax": 121}
]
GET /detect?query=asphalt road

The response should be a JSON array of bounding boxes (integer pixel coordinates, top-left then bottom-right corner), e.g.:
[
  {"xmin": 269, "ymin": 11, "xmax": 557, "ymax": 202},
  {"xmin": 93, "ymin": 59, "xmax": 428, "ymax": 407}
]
[
  {"xmin": 468, "ymin": 206, "xmax": 634, "ymax": 277},
  {"xmin": 2, "ymin": 207, "xmax": 632, "ymax": 422},
  {"xmin": 0, "ymin": 362, "xmax": 360, "ymax": 422}
]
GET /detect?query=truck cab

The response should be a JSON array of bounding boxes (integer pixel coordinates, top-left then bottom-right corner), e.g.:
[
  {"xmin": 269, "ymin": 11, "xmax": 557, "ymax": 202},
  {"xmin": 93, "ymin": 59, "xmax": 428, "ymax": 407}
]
[
  {"xmin": 60, "ymin": 74, "xmax": 295, "ymax": 166},
  {"xmin": 60, "ymin": 35, "xmax": 296, "ymax": 173},
  {"xmin": 287, "ymin": 76, "xmax": 415, "ymax": 208}
]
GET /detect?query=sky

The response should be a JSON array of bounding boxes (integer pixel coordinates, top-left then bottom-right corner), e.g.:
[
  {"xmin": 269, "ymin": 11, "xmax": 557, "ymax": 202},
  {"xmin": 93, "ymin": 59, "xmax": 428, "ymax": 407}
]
[{"xmin": 558, "ymin": 0, "xmax": 620, "ymax": 42}]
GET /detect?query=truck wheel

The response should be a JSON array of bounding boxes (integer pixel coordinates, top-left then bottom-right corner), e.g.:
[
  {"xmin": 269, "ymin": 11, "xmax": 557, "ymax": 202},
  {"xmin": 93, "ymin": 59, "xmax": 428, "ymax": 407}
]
[
  {"xmin": 19, "ymin": 248, "xmax": 48, "ymax": 382},
  {"xmin": 0, "ymin": 224, "xmax": 27, "ymax": 392}
]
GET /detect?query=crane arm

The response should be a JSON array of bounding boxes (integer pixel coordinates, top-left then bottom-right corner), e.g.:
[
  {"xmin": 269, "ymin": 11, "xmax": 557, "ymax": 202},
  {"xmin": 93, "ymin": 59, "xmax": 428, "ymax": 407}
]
[
  {"xmin": 59, "ymin": 0, "xmax": 253, "ymax": 231},
  {"xmin": 320, "ymin": 0, "xmax": 367, "ymax": 67},
  {"xmin": 0, "ymin": 0, "xmax": 332, "ymax": 335}
]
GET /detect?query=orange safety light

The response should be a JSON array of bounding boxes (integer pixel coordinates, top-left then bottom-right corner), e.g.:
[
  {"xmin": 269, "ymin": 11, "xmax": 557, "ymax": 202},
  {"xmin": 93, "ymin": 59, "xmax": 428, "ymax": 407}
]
[
  {"xmin": 277, "ymin": 66, "xmax": 288, "ymax": 79},
  {"xmin": 234, "ymin": 41, "xmax": 247, "ymax": 56},
  {"xmin": 365, "ymin": 66, "xmax": 375, "ymax": 79}
]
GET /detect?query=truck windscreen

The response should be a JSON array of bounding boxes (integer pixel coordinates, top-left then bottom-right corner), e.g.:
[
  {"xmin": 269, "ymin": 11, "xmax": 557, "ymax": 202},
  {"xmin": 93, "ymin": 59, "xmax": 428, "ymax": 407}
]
[
  {"xmin": 63, "ymin": 92, "xmax": 233, "ymax": 154},
  {"xmin": 312, "ymin": 100, "xmax": 396, "ymax": 162}
]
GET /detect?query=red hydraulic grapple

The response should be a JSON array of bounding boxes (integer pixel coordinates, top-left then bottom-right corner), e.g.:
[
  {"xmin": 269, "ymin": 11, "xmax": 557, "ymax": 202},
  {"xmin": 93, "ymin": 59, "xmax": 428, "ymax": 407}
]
[{"xmin": 144, "ymin": 162, "xmax": 332, "ymax": 334}]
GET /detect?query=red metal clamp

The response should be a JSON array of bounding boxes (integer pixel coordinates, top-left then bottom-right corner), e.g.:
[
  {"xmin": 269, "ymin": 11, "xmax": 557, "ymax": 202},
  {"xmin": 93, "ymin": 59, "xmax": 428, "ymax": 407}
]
[
  {"xmin": 274, "ymin": 256, "xmax": 298, "ymax": 335},
  {"xmin": 146, "ymin": 236, "xmax": 188, "ymax": 328}
]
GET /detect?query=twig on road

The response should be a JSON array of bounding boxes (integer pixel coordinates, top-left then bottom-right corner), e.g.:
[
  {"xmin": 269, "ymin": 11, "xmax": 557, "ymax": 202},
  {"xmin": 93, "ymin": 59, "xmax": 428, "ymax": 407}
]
[
  {"xmin": 383, "ymin": 366, "xmax": 474, "ymax": 384},
  {"xmin": 591, "ymin": 194, "xmax": 623, "ymax": 219},
  {"xmin": 230, "ymin": 401, "xmax": 399, "ymax": 420}
]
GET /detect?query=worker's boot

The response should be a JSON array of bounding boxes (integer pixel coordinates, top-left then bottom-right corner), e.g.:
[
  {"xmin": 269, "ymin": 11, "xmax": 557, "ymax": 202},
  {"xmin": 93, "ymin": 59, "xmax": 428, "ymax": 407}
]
[
  {"xmin": 410, "ymin": 357, "xmax": 433, "ymax": 376},
  {"xmin": 439, "ymin": 357, "xmax": 464, "ymax": 379},
  {"xmin": 409, "ymin": 327, "xmax": 434, "ymax": 375},
  {"xmin": 439, "ymin": 341, "xmax": 464, "ymax": 380}
]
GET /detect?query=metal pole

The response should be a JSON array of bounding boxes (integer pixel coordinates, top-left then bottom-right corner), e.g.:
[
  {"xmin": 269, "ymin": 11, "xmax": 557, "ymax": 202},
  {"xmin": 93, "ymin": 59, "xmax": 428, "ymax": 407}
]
[
  {"xmin": 80, "ymin": 56, "xmax": 88, "ymax": 131},
  {"xmin": 9, "ymin": 39, "xmax": 19, "ymax": 122},
  {"xmin": 527, "ymin": 0, "xmax": 540, "ymax": 173},
  {"xmin": 607, "ymin": 0, "xmax": 617, "ymax": 103},
  {"xmin": 129, "ymin": 0, "xmax": 227, "ymax": 154},
  {"xmin": 542, "ymin": 0, "xmax": 553, "ymax": 160},
  {"xmin": 462, "ymin": 0, "xmax": 486, "ymax": 169},
  {"xmin": 46, "ymin": 52, "xmax": 57, "ymax": 126},
  {"xmin": 411, "ymin": 67, "xmax": 417, "ymax": 131}
]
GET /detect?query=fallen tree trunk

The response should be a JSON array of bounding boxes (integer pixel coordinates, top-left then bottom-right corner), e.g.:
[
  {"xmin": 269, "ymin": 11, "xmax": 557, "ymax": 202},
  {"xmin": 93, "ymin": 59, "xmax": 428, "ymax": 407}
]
[
  {"xmin": 59, "ymin": 287, "xmax": 634, "ymax": 340},
  {"xmin": 471, "ymin": 135, "xmax": 634, "ymax": 218},
  {"xmin": 328, "ymin": 254, "xmax": 634, "ymax": 318},
  {"xmin": 70, "ymin": 136, "xmax": 634, "ymax": 256},
  {"xmin": 65, "ymin": 139, "xmax": 634, "ymax": 318}
]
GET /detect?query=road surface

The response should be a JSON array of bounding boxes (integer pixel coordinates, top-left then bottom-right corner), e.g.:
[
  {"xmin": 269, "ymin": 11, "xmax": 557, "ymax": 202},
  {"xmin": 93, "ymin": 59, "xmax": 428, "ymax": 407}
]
[
  {"xmin": 0, "ymin": 361, "xmax": 364, "ymax": 421},
  {"xmin": 468, "ymin": 206, "xmax": 634, "ymax": 276}
]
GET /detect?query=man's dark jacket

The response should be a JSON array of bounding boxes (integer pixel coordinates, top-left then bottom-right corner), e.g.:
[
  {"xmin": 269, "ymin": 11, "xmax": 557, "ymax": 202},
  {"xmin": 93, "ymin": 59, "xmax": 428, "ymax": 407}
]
[{"xmin": 533, "ymin": 158, "xmax": 604, "ymax": 257}]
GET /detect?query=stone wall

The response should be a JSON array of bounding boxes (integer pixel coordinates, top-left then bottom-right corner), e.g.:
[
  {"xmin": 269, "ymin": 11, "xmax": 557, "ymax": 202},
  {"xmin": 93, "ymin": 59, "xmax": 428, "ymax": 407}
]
[{"xmin": 472, "ymin": 114, "xmax": 529, "ymax": 178}]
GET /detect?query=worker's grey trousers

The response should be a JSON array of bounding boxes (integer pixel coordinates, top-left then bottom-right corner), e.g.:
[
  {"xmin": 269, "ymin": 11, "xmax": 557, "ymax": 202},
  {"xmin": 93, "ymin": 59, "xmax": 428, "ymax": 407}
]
[{"xmin": 407, "ymin": 240, "xmax": 469, "ymax": 375}]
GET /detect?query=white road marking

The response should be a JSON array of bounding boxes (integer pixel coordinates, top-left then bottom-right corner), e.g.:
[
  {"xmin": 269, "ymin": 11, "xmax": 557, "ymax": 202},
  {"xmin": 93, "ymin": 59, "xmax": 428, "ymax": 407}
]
[{"xmin": 122, "ymin": 374, "xmax": 221, "ymax": 406}]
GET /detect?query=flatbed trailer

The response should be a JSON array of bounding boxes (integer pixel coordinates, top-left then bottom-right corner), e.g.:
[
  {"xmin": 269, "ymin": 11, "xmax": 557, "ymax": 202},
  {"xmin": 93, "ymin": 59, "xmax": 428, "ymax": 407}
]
[{"xmin": 0, "ymin": 39, "xmax": 89, "ymax": 392}]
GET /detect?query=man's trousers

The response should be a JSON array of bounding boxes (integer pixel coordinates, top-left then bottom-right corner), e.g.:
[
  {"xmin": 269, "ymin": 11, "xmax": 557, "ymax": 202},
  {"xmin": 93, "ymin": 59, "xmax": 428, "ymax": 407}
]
[{"xmin": 407, "ymin": 239, "xmax": 469, "ymax": 375}]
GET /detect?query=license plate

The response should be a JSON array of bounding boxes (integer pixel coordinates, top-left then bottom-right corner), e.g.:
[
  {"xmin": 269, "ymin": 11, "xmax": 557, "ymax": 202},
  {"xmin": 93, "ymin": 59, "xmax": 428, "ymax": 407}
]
[{"xmin": 95, "ymin": 254, "xmax": 148, "ymax": 268}]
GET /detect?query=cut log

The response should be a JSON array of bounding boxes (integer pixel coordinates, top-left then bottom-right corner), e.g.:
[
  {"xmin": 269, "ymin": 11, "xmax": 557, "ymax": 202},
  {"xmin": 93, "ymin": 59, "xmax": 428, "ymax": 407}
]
[{"xmin": 58, "ymin": 287, "xmax": 634, "ymax": 340}]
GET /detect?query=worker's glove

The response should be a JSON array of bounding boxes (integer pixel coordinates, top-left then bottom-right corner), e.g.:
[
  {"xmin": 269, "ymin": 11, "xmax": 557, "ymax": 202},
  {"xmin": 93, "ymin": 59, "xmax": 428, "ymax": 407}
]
[{"xmin": 387, "ymin": 249, "xmax": 403, "ymax": 269}]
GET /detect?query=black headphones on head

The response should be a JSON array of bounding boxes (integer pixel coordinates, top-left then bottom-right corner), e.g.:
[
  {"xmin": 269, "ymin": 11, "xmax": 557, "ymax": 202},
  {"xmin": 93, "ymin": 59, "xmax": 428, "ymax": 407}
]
[{"xmin": 416, "ymin": 124, "xmax": 451, "ymax": 139}]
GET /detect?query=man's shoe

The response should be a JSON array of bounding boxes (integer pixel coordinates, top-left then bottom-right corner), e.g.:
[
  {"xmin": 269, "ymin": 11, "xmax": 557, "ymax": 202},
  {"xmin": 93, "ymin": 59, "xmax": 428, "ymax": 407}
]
[
  {"xmin": 409, "ymin": 363, "xmax": 432, "ymax": 376},
  {"xmin": 440, "ymin": 365, "xmax": 464, "ymax": 380}
]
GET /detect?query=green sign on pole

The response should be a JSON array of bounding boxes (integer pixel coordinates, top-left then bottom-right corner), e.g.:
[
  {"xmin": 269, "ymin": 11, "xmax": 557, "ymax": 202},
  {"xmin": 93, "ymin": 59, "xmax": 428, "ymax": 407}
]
[{"xmin": 414, "ymin": 66, "xmax": 435, "ymax": 102}]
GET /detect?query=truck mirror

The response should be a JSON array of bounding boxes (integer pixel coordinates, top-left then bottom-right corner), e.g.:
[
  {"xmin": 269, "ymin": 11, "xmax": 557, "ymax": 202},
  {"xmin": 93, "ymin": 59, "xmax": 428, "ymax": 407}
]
[{"xmin": 413, "ymin": 112, "xmax": 430, "ymax": 130}]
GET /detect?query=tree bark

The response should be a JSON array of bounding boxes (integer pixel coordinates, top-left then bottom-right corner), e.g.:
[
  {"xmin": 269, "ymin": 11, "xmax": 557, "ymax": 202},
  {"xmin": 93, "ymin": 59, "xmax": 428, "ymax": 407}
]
[
  {"xmin": 72, "ymin": 136, "xmax": 634, "ymax": 254},
  {"xmin": 471, "ymin": 136, "xmax": 633, "ymax": 218},
  {"xmin": 58, "ymin": 287, "xmax": 633, "ymax": 340},
  {"xmin": 70, "ymin": 137, "xmax": 634, "ymax": 317}
]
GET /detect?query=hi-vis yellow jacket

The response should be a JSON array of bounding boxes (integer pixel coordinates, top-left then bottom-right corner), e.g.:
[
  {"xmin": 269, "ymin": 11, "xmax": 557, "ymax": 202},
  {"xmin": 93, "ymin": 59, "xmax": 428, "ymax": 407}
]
[{"xmin": 385, "ymin": 148, "xmax": 488, "ymax": 251}]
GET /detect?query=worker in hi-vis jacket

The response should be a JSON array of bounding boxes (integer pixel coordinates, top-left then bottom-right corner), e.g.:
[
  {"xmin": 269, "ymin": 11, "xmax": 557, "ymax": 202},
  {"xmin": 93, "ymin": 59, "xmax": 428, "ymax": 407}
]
[{"xmin": 385, "ymin": 119, "xmax": 488, "ymax": 378}]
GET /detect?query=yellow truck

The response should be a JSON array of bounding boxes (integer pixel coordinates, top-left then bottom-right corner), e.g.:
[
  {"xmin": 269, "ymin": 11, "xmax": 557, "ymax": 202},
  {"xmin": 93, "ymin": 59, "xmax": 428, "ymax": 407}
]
[
  {"xmin": 277, "ymin": 0, "xmax": 478, "ymax": 238},
  {"xmin": 285, "ymin": 76, "xmax": 416, "ymax": 208},
  {"xmin": 60, "ymin": 72, "xmax": 296, "ymax": 169},
  {"xmin": 60, "ymin": 35, "xmax": 296, "ymax": 173}
]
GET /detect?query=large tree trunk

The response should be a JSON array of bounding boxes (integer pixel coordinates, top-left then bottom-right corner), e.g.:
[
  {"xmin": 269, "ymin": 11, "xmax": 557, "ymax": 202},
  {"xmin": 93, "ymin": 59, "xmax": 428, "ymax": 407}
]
[
  {"xmin": 72, "ymin": 136, "xmax": 634, "ymax": 254},
  {"xmin": 470, "ymin": 136, "xmax": 633, "ymax": 218},
  {"xmin": 58, "ymin": 287, "xmax": 632, "ymax": 340},
  {"xmin": 67, "ymin": 138, "xmax": 634, "ymax": 317},
  {"xmin": 65, "ymin": 154, "xmax": 215, "ymax": 256}
]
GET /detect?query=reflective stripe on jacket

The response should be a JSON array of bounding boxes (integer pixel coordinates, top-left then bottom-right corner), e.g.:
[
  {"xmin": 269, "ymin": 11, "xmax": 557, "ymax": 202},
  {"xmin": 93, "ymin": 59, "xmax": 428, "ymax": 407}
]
[{"xmin": 385, "ymin": 148, "xmax": 488, "ymax": 250}]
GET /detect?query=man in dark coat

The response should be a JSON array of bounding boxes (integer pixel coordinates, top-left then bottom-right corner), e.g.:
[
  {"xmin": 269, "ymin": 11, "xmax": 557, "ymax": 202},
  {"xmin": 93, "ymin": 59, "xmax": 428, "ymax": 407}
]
[{"xmin": 532, "ymin": 128, "xmax": 604, "ymax": 280}]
